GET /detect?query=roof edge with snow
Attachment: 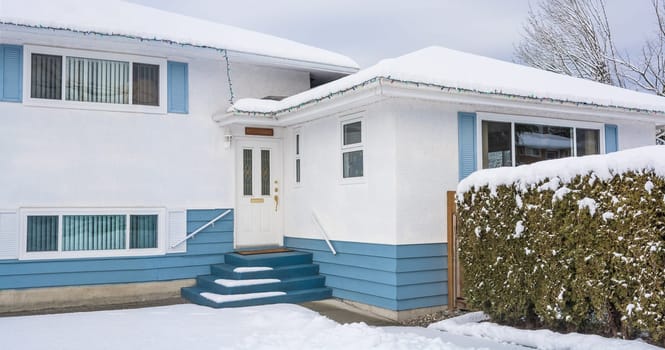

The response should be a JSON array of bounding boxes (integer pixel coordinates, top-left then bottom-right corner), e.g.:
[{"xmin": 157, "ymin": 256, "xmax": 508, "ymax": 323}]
[{"xmin": 227, "ymin": 76, "xmax": 665, "ymax": 117}]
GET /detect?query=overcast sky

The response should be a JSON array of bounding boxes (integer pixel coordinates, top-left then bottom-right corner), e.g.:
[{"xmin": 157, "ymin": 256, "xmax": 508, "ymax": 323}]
[{"xmin": 132, "ymin": 0, "xmax": 657, "ymax": 68}]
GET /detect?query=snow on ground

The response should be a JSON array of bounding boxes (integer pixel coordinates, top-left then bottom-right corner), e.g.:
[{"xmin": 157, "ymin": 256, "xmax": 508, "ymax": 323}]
[
  {"xmin": 0, "ymin": 303, "xmax": 529, "ymax": 350},
  {"xmin": 430, "ymin": 311, "xmax": 661, "ymax": 350}
]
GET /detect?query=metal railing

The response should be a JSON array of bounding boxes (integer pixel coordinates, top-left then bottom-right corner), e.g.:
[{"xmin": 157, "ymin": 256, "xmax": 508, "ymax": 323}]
[
  {"xmin": 312, "ymin": 211, "xmax": 337, "ymax": 255},
  {"xmin": 170, "ymin": 209, "xmax": 232, "ymax": 248}
]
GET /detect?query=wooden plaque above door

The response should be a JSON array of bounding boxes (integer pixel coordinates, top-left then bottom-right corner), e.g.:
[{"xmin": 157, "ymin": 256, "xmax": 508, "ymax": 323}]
[{"xmin": 245, "ymin": 127, "xmax": 274, "ymax": 136}]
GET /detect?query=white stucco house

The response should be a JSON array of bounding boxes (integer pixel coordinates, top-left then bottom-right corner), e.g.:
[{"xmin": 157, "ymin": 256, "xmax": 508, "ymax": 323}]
[{"xmin": 1, "ymin": 0, "xmax": 664, "ymax": 320}]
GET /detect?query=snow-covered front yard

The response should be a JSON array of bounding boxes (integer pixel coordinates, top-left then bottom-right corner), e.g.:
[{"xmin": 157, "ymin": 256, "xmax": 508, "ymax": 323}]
[{"xmin": 1, "ymin": 304, "xmax": 659, "ymax": 350}]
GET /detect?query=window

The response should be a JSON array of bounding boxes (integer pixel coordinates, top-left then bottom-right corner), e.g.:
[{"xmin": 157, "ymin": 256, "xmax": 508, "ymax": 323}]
[
  {"xmin": 341, "ymin": 119, "xmax": 364, "ymax": 178},
  {"xmin": 480, "ymin": 115, "xmax": 601, "ymax": 169},
  {"xmin": 295, "ymin": 131, "xmax": 302, "ymax": 184},
  {"xmin": 21, "ymin": 208, "xmax": 165, "ymax": 259},
  {"xmin": 23, "ymin": 45, "xmax": 166, "ymax": 112}
]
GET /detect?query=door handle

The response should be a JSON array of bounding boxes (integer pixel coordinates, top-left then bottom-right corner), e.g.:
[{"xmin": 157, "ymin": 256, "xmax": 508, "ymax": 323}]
[{"xmin": 274, "ymin": 194, "xmax": 279, "ymax": 211}]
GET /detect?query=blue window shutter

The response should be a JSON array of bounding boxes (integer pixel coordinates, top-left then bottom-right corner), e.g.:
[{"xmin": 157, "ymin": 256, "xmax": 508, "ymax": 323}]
[
  {"xmin": 605, "ymin": 124, "xmax": 618, "ymax": 153},
  {"xmin": 458, "ymin": 112, "xmax": 477, "ymax": 180},
  {"xmin": 1, "ymin": 45, "xmax": 23, "ymax": 102},
  {"xmin": 167, "ymin": 61, "xmax": 188, "ymax": 114}
]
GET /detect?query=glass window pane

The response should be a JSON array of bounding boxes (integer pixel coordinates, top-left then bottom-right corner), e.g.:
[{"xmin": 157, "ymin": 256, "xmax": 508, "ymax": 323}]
[
  {"xmin": 62, "ymin": 215, "xmax": 126, "ymax": 251},
  {"xmin": 296, "ymin": 134, "xmax": 300, "ymax": 155},
  {"xmin": 27, "ymin": 216, "xmax": 59, "ymax": 252},
  {"xmin": 130, "ymin": 215, "xmax": 158, "ymax": 249},
  {"xmin": 515, "ymin": 123, "xmax": 572, "ymax": 165},
  {"xmin": 482, "ymin": 121, "xmax": 512, "ymax": 169},
  {"xmin": 31, "ymin": 53, "xmax": 62, "ymax": 100},
  {"xmin": 343, "ymin": 121, "xmax": 362, "ymax": 145},
  {"xmin": 296, "ymin": 158, "xmax": 301, "ymax": 183},
  {"xmin": 243, "ymin": 149, "xmax": 252, "ymax": 196},
  {"xmin": 132, "ymin": 63, "xmax": 159, "ymax": 106},
  {"xmin": 261, "ymin": 150, "xmax": 270, "ymax": 196},
  {"xmin": 343, "ymin": 150, "xmax": 363, "ymax": 178},
  {"xmin": 576, "ymin": 128, "xmax": 600, "ymax": 156},
  {"xmin": 66, "ymin": 57, "xmax": 129, "ymax": 104}
]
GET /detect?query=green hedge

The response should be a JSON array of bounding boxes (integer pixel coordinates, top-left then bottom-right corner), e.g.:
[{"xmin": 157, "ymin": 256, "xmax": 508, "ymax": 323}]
[{"xmin": 457, "ymin": 159, "xmax": 665, "ymax": 342}]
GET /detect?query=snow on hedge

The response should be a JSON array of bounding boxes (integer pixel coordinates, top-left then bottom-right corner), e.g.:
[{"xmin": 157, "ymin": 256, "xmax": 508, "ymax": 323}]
[
  {"xmin": 229, "ymin": 47, "xmax": 665, "ymax": 115},
  {"xmin": 458, "ymin": 145, "xmax": 665, "ymax": 199},
  {"xmin": 0, "ymin": 0, "xmax": 358, "ymax": 69}
]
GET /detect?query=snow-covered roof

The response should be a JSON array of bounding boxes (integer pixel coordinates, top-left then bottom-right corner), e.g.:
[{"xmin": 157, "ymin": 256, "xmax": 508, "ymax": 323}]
[
  {"xmin": 0, "ymin": 0, "xmax": 358, "ymax": 71},
  {"xmin": 228, "ymin": 46, "xmax": 665, "ymax": 116}
]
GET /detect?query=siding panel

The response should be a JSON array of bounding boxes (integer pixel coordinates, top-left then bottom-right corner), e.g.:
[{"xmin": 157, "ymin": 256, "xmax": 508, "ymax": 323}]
[
  {"xmin": 285, "ymin": 236, "xmax": 448, "ymax": 311},
  {"xmin": 0, "ymin": 209, "xmax": 233, "ymax": 289}
]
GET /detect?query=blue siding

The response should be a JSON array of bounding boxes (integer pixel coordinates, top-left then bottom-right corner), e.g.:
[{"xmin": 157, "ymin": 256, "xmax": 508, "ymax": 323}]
[
  {"xmin": 458, "ymin": 112, "xmax": 477, "ymax": 180},
  {"xmin": 605, "ymin": 124, "xmax": 618, "ymax": 153},
  {"xmin": 167, "ymin": 61, "xmax": 188, "ymax": 114},
  {"xmin": 285, "ymin": 237, "xmax": 447, "ymax": 311},
  {"xmin": 0, "ymin": 44, "xmax": 23, "ymax": 102},
  {"xmin": 0, "ymin": 209, "xmax": 233, "ymax": 289}
]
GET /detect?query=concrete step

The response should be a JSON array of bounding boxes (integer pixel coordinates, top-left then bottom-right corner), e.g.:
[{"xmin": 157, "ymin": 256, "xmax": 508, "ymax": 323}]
[
  {"xmin": 210, "ymin": 263, "xmax": 320, "ymax": 279},
  {"xmin": 196, "ymin": 274, "xmax": 326, "ymax": 295},
  {"xmin": 223, "ymin": 251, "xmax": 313, "ymax": 267},
  {"xmin": 181, "ymin": 286, "xmax": 333, "ymax": 308}
]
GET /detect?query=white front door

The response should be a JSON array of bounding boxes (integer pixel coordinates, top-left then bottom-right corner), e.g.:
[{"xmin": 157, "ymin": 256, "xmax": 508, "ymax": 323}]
[{"xmin": 235, "ymin": 138, "xmax": 283, "ymax": 248}]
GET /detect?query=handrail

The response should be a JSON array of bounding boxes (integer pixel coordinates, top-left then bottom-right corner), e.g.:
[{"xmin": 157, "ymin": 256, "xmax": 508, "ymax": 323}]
[
  {"xmin": 312, "ymin": 211, "xmax": 337, "ymax": 255},
  {"xmin": 171, "ymin": 209, "xmax": 232, "ymax": 248}
]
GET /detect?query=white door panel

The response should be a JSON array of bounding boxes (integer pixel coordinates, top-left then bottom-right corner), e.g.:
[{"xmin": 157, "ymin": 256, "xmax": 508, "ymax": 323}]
[{"xmin": 235, "ymin": 139, "xmax": 283, "ymax": 248}]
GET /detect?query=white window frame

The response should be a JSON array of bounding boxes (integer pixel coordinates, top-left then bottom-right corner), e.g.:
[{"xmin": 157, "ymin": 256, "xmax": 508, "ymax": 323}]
[
  {"xmin": 294, "ymin": 127, "xmax": 302, "ymax": 187},
  {"xmin": 22, "ymin": 45, "xmax": 168, "ymax": 114},
  {"xmin": 18, "ymin": 207, "xmax": 167, "ymax": 260},
  {"xmin": 339, "ymin": 114, "xmax": 366, "ymax": 184},
  {"xmin": 476, "ymin": 112, "xmax": 605, "ymax": 169}
]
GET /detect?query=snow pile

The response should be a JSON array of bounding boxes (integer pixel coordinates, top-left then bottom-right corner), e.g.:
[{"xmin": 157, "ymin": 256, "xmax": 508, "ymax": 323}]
[
  {"xmin": 0, "ymin": 0, "xmax": 358, "ymax": 69},
  {"xmin": 214, "ymin": 278, "xmax": 280, "ymax": 287},
  {"xmin": 430, "ymin": 312, "xmax": 661, "ymax": 350},
  {"xmin": 234, "ymin": 266, "xmax": 273, "ymax": 273},
  {"xmin": 229, "ymin": 46, "xmax": 665, "ymax": 115},
  {"xmin": 458, "ymin": 145, "xmax": 665, "ymax": 198},
  {"xmin": 200, "ymin": 291, "xmax": 285, "ymax": 303}
]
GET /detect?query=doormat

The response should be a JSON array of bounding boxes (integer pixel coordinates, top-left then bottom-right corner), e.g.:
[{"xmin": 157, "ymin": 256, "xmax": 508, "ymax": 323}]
[{"xmin": 235, "ymin": 248, "xmax": 293, "ymax": 255}]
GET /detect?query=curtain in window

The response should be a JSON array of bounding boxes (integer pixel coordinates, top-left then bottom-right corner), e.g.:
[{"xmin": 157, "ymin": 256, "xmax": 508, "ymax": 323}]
[
  {"xmin": 62, "ymin": 215, "xmax": 126, "ymax": 251},
  {"xmin": 31, "ymin": 54, "xmax": 62, "ymax": 100},
  {"xmin": 26, "ymin": 216, "xmax": 59, "ymax": 252},
  {"xmin": 133, "ymin": 62, "xmax": 159, "ymax": 106},
  {"xmin": 130, "ymin": 215, "xmax": 158, "ymax": 249},
  {"xmin": 66, "ymin": 57, "xmax": 129, "ymax": 104}
]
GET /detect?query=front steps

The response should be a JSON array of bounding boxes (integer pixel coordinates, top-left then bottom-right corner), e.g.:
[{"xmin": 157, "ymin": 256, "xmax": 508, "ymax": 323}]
[{"xmin": 181, "ymin": 251, "xmax": 332, "ymax": 308}]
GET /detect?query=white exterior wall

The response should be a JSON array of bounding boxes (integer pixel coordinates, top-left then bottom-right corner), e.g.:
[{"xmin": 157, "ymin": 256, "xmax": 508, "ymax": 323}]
[
  {"xmin": 285, "ymin": 96, "xmax": 659, "ymax": 246},
  {"xmin": 0, "ymin": 33, "xmax": 311, "ymax": 210},
  {"xmin": 283, "ymin": 103, "xmax": 399, "ymax": 245},
  {"xmin": 394, "ymin": 100, "xmax": 459, "ymax": 245}
]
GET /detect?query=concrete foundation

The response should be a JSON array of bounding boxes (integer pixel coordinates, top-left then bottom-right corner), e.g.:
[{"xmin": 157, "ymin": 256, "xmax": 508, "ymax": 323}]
[
  {"xmin": 0, "ymin": 279, "xmax": 195, "ymax": 314},
  {"xmin": 340, "ymin": 299, "xmax": 448, "ymax": 322}
]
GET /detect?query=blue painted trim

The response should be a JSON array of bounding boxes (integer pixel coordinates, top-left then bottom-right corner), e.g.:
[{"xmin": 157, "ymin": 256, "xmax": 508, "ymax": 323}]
[
  {"xmin": 605, "ymin": 124, "xmax": 618, "ymax": 153},
  {"xmin": 167, "ymin": 61, "xmax": 188, "ymax": 114},
  {"xmin": 0, "ymin": 209, "xmax": 234, "ymax": 289},
  {"xmin": 285, "ymin": 236, "xmax": 448, "ymax": 311},
  {"xmin": 458, "ymin": 112, "xmax": 477, "ymax": 180},
  {"xmin": 0, "ymin": 44, "xmax": 23, "ymax": 102}
]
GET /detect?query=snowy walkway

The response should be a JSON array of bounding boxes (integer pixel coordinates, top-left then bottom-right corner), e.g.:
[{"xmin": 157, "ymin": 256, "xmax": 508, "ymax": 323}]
[{"xmin": 0, "ymin": 303, "xmax": 526, "ymax": 350}]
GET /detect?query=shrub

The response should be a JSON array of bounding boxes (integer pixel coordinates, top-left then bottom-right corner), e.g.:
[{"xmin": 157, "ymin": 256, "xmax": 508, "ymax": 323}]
[{"xmin": 456, "ymin": 146, "xmax": 665, "ymax": 342}]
